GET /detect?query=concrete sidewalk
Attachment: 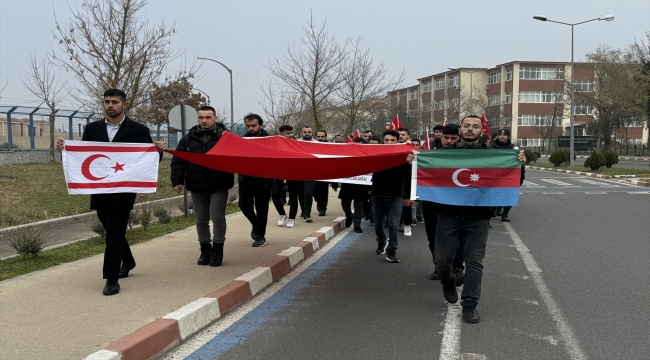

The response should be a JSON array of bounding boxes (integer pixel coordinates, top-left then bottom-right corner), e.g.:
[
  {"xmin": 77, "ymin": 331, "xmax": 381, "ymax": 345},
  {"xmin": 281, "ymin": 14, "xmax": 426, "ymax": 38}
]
[{"xmin": 0, "ymin": 192, "xmax": 348, "ymax": 360}]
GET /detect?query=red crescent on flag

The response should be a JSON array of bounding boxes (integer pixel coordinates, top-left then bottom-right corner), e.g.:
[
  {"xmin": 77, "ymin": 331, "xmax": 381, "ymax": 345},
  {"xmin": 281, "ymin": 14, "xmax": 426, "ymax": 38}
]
[{"xmin": 81, "ymin": 154, "xmax": 110, "ymax": 181}]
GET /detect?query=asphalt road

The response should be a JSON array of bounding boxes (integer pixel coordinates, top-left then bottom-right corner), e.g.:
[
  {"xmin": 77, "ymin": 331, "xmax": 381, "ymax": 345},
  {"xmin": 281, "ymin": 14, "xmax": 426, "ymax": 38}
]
[
  {"xmin": 535, "ymin": 157, "xmax": 650, "ymax": 171},
  {"xmin": 166, "ymin": 170, "xmax": 650, "ymax": 360}
]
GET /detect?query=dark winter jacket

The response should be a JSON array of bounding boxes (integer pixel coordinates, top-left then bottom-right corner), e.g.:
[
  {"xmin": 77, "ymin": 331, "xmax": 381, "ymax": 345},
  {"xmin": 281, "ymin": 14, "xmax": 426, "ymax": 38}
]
[
  {"xmin": 489, "ymin": 139, "xmax": 514, "ymax": 149},
  {"xmin": 338, "ymin": 182, "xmax": 370, "ymax": 201},
  {"xmin": 371, "ymin": 162, "xmax": 411, "ymax": 198},
  {"xmin": 434, "ymin": 141, "xmax": 524, "ymax": 219},
  {"xmin": 238, "ymin": 129, "xmax": 273, "ymax": 185},
  {"xmin": 170, "ymin": 123, "xmax": 234, "ymax": 193}
]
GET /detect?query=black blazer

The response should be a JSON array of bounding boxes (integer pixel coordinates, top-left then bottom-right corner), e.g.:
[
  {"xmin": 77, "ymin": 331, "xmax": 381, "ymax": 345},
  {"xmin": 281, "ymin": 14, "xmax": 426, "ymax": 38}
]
[{"xmin": 81, "ymin": 117, "xmax": 155, "ymax": 210}]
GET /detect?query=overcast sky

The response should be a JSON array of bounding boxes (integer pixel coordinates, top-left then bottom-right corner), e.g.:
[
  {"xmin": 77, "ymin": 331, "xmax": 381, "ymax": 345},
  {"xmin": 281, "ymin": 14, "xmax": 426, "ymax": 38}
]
[{"xmin": 1, "ymin": 0, "xmax": 648, "ymax": 124}]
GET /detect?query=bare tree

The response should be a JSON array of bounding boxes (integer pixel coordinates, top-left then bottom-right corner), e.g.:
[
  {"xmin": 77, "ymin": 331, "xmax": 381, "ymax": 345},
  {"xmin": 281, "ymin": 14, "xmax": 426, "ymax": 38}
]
[
  {"xmin": 258, "ymin": 78, "xmax": 302, "ymax": 133},
  {"xmin": 330, "ymin": 37, "xmax": 405, "ymax": 136},
  {"xmin": 265, "ymin": 12, "xmax": 347, "ymax": 130},
  {"xmin": 52, "ymin": 0, "xmax": 177, "ymax": 116},
  {"xmin": 532, "ymin": 80, "xmax": 565, "ymax": 153},
  {"xmin": 20, "ymin": 53, "xmax": 66, "ymax": 161}
]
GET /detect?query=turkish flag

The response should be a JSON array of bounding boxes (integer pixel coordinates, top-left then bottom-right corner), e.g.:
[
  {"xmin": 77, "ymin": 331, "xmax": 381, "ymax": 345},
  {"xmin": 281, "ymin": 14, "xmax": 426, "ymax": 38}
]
[
  {"xmin": 441, "ymin": 116, "xmax": 447, "ymax": 126},
  {"xmin": 344, "ymin": 135, "xmax": 353, "ymax": 143},
  {"xmin": 62, "ymin": 140, "xmax": 159, "ymax": 194},
  {"xmin": 352, "ymin": 129, "xmax": 361, "ymax": 139},
  {"xmin": 480, "ymin": 114, "xmax": 491, "ymax": 137},
  {"xmin": 388, "ymin": 114, "xmax": 403, "ymax": 130},
  {"xmin": 422, "ymin": 129, "xmax": 431, "ymax": 150}
]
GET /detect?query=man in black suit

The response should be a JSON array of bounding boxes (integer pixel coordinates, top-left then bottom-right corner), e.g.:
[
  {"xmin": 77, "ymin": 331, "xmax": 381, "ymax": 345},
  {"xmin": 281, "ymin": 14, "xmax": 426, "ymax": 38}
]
[{"xmin": 56, "ymin": 89, "xmax": 166, "ymax": 296}]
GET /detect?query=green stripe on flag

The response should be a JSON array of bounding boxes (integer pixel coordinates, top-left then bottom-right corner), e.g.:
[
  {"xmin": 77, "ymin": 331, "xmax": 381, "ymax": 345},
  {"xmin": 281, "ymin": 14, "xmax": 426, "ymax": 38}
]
[{"xmin": 417, "ymin": 149, "xmax": 520, "ymax": 169}]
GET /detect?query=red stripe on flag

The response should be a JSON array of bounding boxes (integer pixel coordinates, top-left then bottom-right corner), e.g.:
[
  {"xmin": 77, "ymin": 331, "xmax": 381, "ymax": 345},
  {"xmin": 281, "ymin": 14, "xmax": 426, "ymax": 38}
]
[
  {"xmin": 417, "ymin": 167, "xmax": 520, "ymax": 188},
  {"xmin": 67, "ymin": 181, "xmax": 158, "ymax": 189},
  {"xmin": 65, "ymin": 146, "xmax": 158, "ymax": 152}
]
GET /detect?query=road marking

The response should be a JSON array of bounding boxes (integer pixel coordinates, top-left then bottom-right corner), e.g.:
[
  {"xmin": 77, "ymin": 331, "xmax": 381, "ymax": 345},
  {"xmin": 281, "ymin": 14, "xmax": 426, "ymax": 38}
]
[
  {"xmin": 522, "ymin": 180, "xmax": 545, "ymax": 187},
  {"xmin": 583, "ymin": 191, "xmax": 607, "ymax": 194},
  {"xmin": 540, "ymin": 179, "xmax": 574, "ymax": 186},
  {"xmin": 439, "ymin": 290, "xmax": 463, "ymax": 360},
  {"xmin": 628, "ymin": 191, "xmax": 650, "ymax": 194},
  {"xmin": 542, "ymin": 192, "xmax": 565, "ymax": 194},
  {"xmin": 575, "ymin": 179, "xmax": 619, "ymax": 187},
  {"xmin": 504, "ymin": 223, "xmax": 587, "ymax": 360}
]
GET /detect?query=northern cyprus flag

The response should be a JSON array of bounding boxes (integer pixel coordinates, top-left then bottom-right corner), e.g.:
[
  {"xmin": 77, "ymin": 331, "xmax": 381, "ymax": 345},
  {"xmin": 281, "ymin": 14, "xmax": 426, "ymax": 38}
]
[{"xmin": 62, "ymin": 140, "xmax": 159, "ymax": 194}]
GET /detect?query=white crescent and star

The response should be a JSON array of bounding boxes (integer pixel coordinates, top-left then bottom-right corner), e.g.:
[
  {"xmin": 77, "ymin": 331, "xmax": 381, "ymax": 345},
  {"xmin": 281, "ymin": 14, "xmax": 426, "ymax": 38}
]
[{"xmin": 451, "ymin": 169, "xmax": 480, "ymax": 187}]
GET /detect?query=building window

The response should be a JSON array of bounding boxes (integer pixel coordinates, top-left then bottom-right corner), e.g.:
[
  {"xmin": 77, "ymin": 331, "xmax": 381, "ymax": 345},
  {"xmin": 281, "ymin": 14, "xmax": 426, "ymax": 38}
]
[
  {"xmin": 627, "ymin": 138, "xmax": 642, "ymax": 145},
  {"xmin": 423, "ymin": 81, "xmax": 432, "ymax": 93},
  {"xmin": 518, "ymin": 91, "xmax": 561, "ymax": 103},
  {"xmin": 448, "ymin": 75, "xmax": 459, "ymax": 89},
  {"xmin": 487, "ymin": 94, "xmax": 501, "ymax": 106},
  {"xmin": 435, "ymin": 78, "xmax": 446, "ymax": 90},
  {"xmin": 435, "ymin": 100, "xmax": 446, "ymax": 110},
  {"xmin": 505, "ymin": 92, "xmax": 512, "ymax": 104},
  {"xmin": 449, "ymin": 98, "xmax": 459, "ymax": 109},
  {"xmin": 573, "ymin": 104, "xmax": 593, "ymax": 115},
  {"xmin": 488, "ymin": 71, "xmax": 502, "ymax": 84},
  {"xmin": 518, "ymin": 114, "xmax": 558, "ymax": 126},
  {"xmin": 410, "ymin": 89, "xmax": 418, "ymax": 100},
  {"xmin": 574, "ymin": 80, "xmax": 593, "ymax": 92},
  {"xmin": 408, "ymin": 109, "xmax": 418, "ymax": 117},
  {"xmin": 516, "ymin": 138, "xmax": 550, "ymax": 147},
  {"xmin": 423, "ymin": 102, "xmax": 433, "ymax": 112},
  {"xmin": 506, "ymin": 68, "xmax": 513, "ymax": 81},
  {"xmin": 504, "ymin": 116, "xmax": 512, "ymax": 127},
  {"xmin": 400, "ymin": 90, "xmax": 407, "ymax": 96},
  {"xmin": 519, "ymin": 67, "xmax": 564, "ymax": 80}
]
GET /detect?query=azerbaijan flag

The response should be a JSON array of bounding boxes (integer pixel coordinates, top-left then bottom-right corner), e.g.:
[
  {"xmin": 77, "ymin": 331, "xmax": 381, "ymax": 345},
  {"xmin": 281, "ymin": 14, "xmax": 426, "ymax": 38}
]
[{"xmin": 412, "ymin": 149, "xmax": 521, "ymax": 206}]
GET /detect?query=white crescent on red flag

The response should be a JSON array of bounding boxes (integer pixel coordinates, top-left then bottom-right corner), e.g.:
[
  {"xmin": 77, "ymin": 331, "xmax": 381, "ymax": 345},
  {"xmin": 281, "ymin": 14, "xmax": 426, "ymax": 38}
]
[
  {"xmin": 480, "ymin": 114, "xmax": 491, "ymax": 137},
  {"xmin": 388, "ymin": 114, "xmax": 403, "ymax": 130},
  {"xmin": 62, "ymin": 140, "xmax": 159, "ymax": 194}
]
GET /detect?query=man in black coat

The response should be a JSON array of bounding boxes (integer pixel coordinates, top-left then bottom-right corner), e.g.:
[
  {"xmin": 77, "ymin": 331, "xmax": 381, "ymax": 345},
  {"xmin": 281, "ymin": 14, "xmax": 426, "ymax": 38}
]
[
  {"xmin": 170, "ymin": 106, "xmax": 234, "ymax": 266},
  {"xmin": 489, "ymin": 128, "xmax": 520, "ymax": 222},
  {"xmin": 56, "ymin": 89, "xmax": 166, "ymax": 296},
  {"xmin": 238, "ymin": 114, "xmax": 273, "ymax": 247}
]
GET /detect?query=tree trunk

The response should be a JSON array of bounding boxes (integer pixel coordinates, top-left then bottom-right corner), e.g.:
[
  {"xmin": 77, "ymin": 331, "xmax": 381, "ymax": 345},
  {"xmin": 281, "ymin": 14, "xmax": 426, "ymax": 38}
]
[{"xmin": 49, "ymin": 108, "xmax": 56, "ymax": 162}]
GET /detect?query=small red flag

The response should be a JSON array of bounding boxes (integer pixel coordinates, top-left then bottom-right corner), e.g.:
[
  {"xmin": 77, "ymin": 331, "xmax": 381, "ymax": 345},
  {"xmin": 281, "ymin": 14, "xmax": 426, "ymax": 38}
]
[
  {"xmin": 480, "ymin": 114, "xmax": 491, "ymax": 137},
  {"xmin": 422, "ymin": 130, "xmax": 431, "ymax": 150},
  {"xmin": 441, "ymin": 116, "xmax": 447, "ymax": 127},
  {"xmin": 388, "ymin": 115, "xmax": 403, "ymax": 130},
  {"xmin": 352, "ymin": 129, "xmax": 361, "ymax": 139}
]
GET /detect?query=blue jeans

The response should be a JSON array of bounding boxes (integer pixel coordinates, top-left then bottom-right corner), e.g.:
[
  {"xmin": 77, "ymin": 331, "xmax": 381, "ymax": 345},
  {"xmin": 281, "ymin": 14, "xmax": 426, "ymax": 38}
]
[
  {"xmin": 372, "ymin": 196, "xmax": 402, "ymax": 255},
  {"xmin": 434, "ymin": 214, "xmax": 490, "ymax": 307},
  {"xmin": 191, "ymin": 190, "xmax": 228, "ymax": 244}
]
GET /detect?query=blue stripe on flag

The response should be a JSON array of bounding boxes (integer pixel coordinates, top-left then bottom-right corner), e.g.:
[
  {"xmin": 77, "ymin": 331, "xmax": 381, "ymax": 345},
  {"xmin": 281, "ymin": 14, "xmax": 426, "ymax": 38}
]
[{"xmin": 417, "ymin": 186, "xmax": 519, "ymax": 206}]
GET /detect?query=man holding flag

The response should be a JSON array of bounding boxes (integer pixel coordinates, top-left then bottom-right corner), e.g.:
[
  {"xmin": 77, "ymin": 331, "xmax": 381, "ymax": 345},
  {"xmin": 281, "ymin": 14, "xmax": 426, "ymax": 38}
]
[
  {"xmin": 431, "ymin": 115, "xmax": 525, "ymax": 323},
  {"xmin": 56, "ymin": 89, "xmax": 167, "ymax": 296}
]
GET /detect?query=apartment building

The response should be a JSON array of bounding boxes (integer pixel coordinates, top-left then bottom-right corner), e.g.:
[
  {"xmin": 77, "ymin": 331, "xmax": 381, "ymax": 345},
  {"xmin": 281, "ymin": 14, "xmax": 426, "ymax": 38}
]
[{"xmin": 388, "ymin": 61, "xmax": 648, "ymax": 147}]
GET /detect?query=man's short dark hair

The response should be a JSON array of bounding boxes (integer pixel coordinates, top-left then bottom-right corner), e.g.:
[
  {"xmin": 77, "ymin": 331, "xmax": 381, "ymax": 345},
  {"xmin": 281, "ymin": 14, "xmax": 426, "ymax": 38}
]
[
  {"xmin": 335, "ymin": 134, "xmax": 342, "ymax": 138},
  {"xmin": 316, "ymin": 130, "xmax": 327, "ymax": 137},
  {"xmin": 369, "ymin": 135, "xmax": 381, "ymax": 143},
  {"xmin": 433, "ymin": 125, "xmax": 444, "ymax": 132},
  {"xmin": 397, "ymin": 127, "xmax": 410, "ymax": 135},
  {"xmin": 383, "ymin": 130, "xmax": 400, "ymax": 139},
  {"xmin": 442, "ymin": 123, "xmax": 460, "ymax": 135},
  {"xmin": 364, "ymin": 130, "xmax": 373, "ymax": 135},
  {"xmin": 244, "ymin": 113, "xmax": 263, "ymax": 125},
  {"xmin": 279, "ymin": 124, "xmax": 293, "ymax": 132},
  {"xmin": 197, "ymin": 105, "xmax": 217, "ymax": 116},
  {"xmin": 353, "ymin": 137, "xmax": 367, "ymax": 144},
  {"xmin": 104, "ymin": 89, "xmax": 127, "ymax": 101},
  {"xmin": 411, "ymin": 138, "xmax": 420, "ymax": 144},
  {"xmin": 460, "ymin": 115, "xmax": 481, "ymax": 125},
  {"xmin": 302, "ymin": 125, "xmax": 312, "ymax": 131}
]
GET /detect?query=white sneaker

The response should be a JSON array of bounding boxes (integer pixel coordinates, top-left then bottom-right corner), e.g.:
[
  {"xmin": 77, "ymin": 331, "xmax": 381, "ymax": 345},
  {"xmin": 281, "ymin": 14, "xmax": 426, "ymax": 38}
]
[
  {"xmin": 277, "ymin": 215, "xmax": 288, "ymax": 226},
  {"xmin": 404, "ymin": 225, "xmax": 412, "ymax": 237},
  {"xmin": 286, "ymin": 219, "xmax": 295, "ymax": 228}
]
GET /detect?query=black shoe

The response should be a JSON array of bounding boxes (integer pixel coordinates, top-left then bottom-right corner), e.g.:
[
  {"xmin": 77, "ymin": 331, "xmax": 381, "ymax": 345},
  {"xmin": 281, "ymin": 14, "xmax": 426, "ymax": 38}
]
[
  {"xmin": 417, "ymin": 216, "xmax": 424, "ymax": 223},
  {"xmin": 197, "ymin": 243, "xmax": 211, "ymax": 265},
  {"xmin": 304, "ymin": 217, "xmax": 313, "ymax": 223},
  {"xmin": 345, "ymin": 215, "xmax": 353, "ymax": 228},
  {"xmin": 386, "ymin": 253, "xmax": 400, "ymax": 263},
  {"xmin": 251, "ymin": 229, "xmax": 260, "ymax": 241},
  {"xmin": 318, "ymin": 211, "xmax": 326, "ymax": 216},
  {"xmin": 430, "ymin": 270, "xmax": 439, "ymax": 280},
  {"xmin": 496, "ymin": 210, "xmax": 503, "ymax": 216},
  {"xmin": 442, "ymin": 280, "xmax": 458, "ymax": 303},
  {"xmin": 210, "ymin": 243, "xmax": 224, "ymax": 266},
  {"xmin": 118, "ymin": 262, "xmax": 136, "ymax": 278},
  {"xmin": 375, "ymin": 241, "xmax": 387, "ymax": 255},
  {"xmin": 103, "ymin": 280, "xmax": 120, "ymax": 296},
  {"xmin": 453, "ymin": 269, "xmax": 465, "ymax": 287},
  {"xmin": 501, "ymin": 215, "xmax": 510, "ymax": 222},
  {"xmin": 462, "ymin": 306, "xmax": 480, "ymax": 323},
  {"xmin": 252, "ymin": 237, "xmax": 267, "ymax": 247},
  {"xmin": 354, "ymin": 226, "xmax": 363, "ymax": 233}
]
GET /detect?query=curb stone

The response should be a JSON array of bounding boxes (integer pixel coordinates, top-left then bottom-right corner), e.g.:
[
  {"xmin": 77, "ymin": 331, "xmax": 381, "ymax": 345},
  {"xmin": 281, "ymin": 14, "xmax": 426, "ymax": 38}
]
[
  {"xmin": 84, "ymin": 217, "xmax": 347, "ymax": 360},
  {"xmin": 526, "ymin": 166, "xmax": 650, "ymax": 187}
]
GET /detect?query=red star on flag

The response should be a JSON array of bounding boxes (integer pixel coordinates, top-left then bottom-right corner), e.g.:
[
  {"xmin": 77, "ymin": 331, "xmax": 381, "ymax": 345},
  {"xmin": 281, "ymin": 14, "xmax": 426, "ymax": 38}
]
[{"xmin": 111, "ymin": 162, "xmax": 125, "ymax": 172}]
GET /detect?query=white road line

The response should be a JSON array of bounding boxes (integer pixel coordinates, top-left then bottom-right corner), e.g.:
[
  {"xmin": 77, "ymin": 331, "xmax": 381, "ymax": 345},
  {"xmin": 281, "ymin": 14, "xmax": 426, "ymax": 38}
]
[
  {"xmin": 542, "ymin": 192, "xmax": 565, "ymax": 194},
  {"xmin": 540, "ymin": 179, "xmax": 574, "ymax": 186},
  {"xmin": 628, "ymin": 191, "xmax": 650, "ymax": 194},
  {"xmin": 583, "ymin": 191, "xmax": 607, "ymax": 194},
  {"xmin": 575, "ymin": 179, "xmax": 619, "ymax": 187},
  {"xmin": 439, "ymin": 290, "xmax": 463, "ymax": 360},
  {"xmin": 504, "ymin": 223, "xmax": 587, "ymax": 360}
]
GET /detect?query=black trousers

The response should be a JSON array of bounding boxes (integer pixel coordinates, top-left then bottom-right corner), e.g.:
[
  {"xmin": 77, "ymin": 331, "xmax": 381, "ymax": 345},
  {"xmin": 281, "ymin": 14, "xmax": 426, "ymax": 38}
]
[
  {"xmin": 272, "ymin": 180, "xmax": 300, "ymax": 220},
  {"xmin": 96, "ymin": 208, "xmax": 133, "ymax": 281},
  {"xmin": 421, "ymin": 201, "xmax": 464, "ymax": 271},
  {"xmin": 239, "ymin": 181, "xmax": 272, "ymax": 238},
  {"xmin": 340, "ymin": 198, "xmax": 364, "ymax": 228},
  {"xmin": 313, "ymin": 182, "xmax": 329, "ymax": 213}
]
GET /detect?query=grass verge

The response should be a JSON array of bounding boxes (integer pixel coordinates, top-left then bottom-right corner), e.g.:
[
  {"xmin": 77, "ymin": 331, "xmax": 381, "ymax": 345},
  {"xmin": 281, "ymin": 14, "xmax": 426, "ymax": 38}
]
[
  {"xmin": 0, "ymin": 203, "xmax": 240, "ymax": 282},
  {"xmin": 528, "ymin": 162, "xmax": 650, "ymax": 176}
]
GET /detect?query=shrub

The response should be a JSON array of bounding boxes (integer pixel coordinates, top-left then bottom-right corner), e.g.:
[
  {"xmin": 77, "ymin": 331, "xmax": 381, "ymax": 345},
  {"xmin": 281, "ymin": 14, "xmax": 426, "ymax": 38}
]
[
  {"xmin": 523, "ymin": 149, "xmax": 536, "ymax": 164},
  {"xmin": 139, "ymin": 207, "xmax": 152, "ymax": 231},
  {"xmin": 91, "ymin": 220, "xmax": 106, "ymax": 238},
  {"xmin": 549, "ymin": 150, "xmax": 568, "ymax": 167},
  {"xmin": 584, "ymin": 151, "xmax": 606, "ymax": 171},
  {"xmin": 9, "ymin": 230, "xmax": 48, "ymax": 256},
  {"xmin": 128, "ymin": 210, "xmax": 140, "ymax": 231},
  {"xmin": 533, "ymin": 151, "xmax": 541, "ymax": 161},
  {"xmin": 153, "ymin": 208, "xmax": 172, "ymax": 224},
  {"xmin": 602, "ymin": 150, "xmax": 619, "ymax": 168},
  {"xmin": 177, "ymin": 200, "xmax": 193, "ymax": 214},
  {"xmin": 228, "ymin": 193, "xmax": 238, "ymax": 204}
]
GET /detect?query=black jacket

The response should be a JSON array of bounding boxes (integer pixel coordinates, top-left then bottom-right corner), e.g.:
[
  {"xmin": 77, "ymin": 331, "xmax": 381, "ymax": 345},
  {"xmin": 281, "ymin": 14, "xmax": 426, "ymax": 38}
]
[
  {"xmin": 338, "ymin": 182, "xmax": 370, "ymax": 201},
  {"xmin": 434, "ymin": 141, "xmax": 524, "ymax": 219},
  {"xmin": 371, "ymin": 162, "xmax": 411, "ymax": 198},
  {"xmin": 81, "ymin": 117, "xmax": 158, "ymax": 211},
  {"xmin": 490, "ymin": 139, "xmax": 514, "ymax": 149},
  {"xmin": 238, "ymin": 129, "xmax": 273, "ymax": 185},
  {"xmin": 170, "ymin": 123, "xmax": 235, "ymax": 193}
]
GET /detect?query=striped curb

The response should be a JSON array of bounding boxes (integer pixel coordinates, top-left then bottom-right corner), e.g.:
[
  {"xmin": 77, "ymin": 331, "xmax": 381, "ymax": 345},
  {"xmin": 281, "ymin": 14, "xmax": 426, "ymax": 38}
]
[
  {"xmin": 84, "ymin": 216, "xmax": 347, "ymax": 360},
  {"xmin": 526, "ymin": 166, "xmax": 650, "ymax": 187}
]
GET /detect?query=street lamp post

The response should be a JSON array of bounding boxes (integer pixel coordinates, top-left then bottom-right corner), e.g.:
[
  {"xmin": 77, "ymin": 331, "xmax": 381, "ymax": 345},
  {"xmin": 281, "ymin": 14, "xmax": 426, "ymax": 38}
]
[
  {"xmin": 533, "ymin": 14, "xmax": 614, "ymax": 166},
  {"xmin": 197, "ymin": 57, "xmax": 234, "ymax": 130}
]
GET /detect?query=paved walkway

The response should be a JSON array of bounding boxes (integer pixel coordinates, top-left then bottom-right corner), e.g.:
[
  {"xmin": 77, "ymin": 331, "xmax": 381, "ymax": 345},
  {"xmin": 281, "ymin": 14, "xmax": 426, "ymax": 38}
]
[{"xmin": 0, "ymin": 192, "xmax": 346, "ymax": 360}]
